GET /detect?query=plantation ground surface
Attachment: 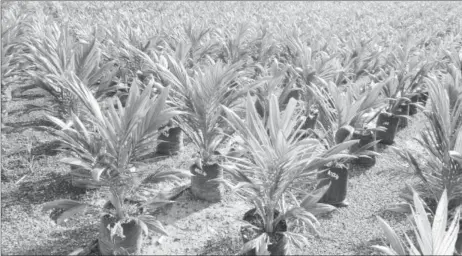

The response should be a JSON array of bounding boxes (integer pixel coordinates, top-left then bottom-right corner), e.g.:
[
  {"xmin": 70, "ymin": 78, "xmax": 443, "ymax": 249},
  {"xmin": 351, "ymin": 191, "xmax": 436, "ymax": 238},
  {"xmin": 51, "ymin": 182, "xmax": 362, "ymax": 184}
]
[{"xmin": 1, "ymin": 1, "xmax": 460, "ymax": 255}]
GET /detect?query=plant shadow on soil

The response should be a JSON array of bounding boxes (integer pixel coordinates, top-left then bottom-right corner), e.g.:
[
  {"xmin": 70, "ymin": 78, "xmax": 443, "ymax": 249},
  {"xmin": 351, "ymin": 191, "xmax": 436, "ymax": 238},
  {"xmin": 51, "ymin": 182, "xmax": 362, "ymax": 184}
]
[
  {"xmin": 2, "ymin": 171, "xmax": 88, "ymax": 215},
  {"xmin": 19, "ymin": 223, "xmax": 99, "ymax": 255},
  {"xmin": 149, "ymin": 188, "xmax": 214, "ymax": 224},
  {"xmin": 3, "ymin": 118, "xmax": 57, "ymax": 134},
  {"xmin": 13, "ymin": 93, "xmax": 47, "ymax": 101},
  {"xmin": 4, "ymin": 140, "xmax": 62, "ymax": 159}
]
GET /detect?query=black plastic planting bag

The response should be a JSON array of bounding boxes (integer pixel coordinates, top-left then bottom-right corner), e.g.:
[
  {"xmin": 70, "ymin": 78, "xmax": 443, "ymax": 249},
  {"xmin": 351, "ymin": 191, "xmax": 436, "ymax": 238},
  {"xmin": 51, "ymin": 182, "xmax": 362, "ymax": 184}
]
[
  {"xmin": 376, "ymin": 112, "xmax": 400, "ymax": 145},
  {"xmin": 350, "ymin": 129, "xmax": 376, "ymax": 167},
  {"xmin": 241, "ymin": 208, "xmax": 288, "ymax": 256},
  {"xmin": 315, "ymin": 164, "xmax": 349, "ymax": 206}
]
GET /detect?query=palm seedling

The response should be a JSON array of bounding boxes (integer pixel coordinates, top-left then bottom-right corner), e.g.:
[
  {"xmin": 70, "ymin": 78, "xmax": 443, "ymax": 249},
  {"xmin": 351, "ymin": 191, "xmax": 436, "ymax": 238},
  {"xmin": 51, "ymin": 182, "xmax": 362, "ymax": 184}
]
[
  {"xmin": 181, "ymin": 20, "xmax": 222, "ymax": 68},
  {"xmin": 42, "ymin": 72, "xmax": 189, "ymax": 254},
  {"xmin": 19, "ymin": 23, "xmax": 121, "ymax": 123},
  {"xmin": 311, "ymin": 77, "xmax": 384, "ymax": 206},
  {"xmin": 247, "ymin": 22, "xmax": 280, "ymax": 78},
  {"xmin": 379, "ymin": 33, "xmax": 432, "ymax": 131},
  {"xmin": 220, "ymin": 93, "xmax": 360, "ymax": 255},
  {"xmin": 252, "ymin": 60, "xmax": 299, "ymax": 121},
  {"xmin": 217, "ymin": 22, "xmax": 254, "ymax": 65},
  {"xmin": 391, "ymin": 71, "xmax": 462, "ymax": 251},
  {"xmin": 154, "ymin": 54, "xmax": 253, "ymax": 202},
  {"xmin": 373, "ymin": 189, "xmax": 460, "ymax": 255},
  {"xmin": 1, "ymin": 8, "xmax": 25, "ymax": 123},
  {"xmin": 279, "ymin": 30, "xmax": 341, "ymax": 128},
  {"xmin": 132, "ymin": 32, "xmax": 223, "ymax": 156},
  {"xmin": 336, "ymin": 34, "xmax": 385, "ymax": 85}
]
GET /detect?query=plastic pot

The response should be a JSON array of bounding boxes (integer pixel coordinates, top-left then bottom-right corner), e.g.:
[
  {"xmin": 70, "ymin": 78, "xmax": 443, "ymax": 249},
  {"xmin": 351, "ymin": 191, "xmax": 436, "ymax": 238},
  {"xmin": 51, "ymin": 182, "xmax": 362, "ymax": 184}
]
[
  {"xmin": 241, "ymin": 208, "xmax": 288, "ymax": 256},
  {"xmin": 315, "ymin": 164, "xmax": 349, "ymax": 206},
  {"xmin": 350, "ymin": 129, "xmax": 376, "ymax": 167},
  {"xmin": 297, "ymin": 110, "xmax": 319, "ymax": 139},
  {"xmin": 376, "ymin": 112, "xmax": 400, "ymax": 145},
  {"xmin": 281, "ymin": 89, "xmax": 301, "ymax": 107},
  {"xmin": 419, "ymin": 91, "xmax": 429, "ymax": 105},
  {"xmin": 190, "ymin": 163, "xmax": 224, "ymax": 202},
  {"xmin": 393, "ymin": 101, "xmax": 410, "ymax": 130},
  {"xmin": 156, "ymin": 127, "xmax": 184, "ymax": 156},
  {"xmin": 302, "ymin": 110, "xmax": 319, "ymax": 130},
  {"xmin": 409, "ymin": 94, "xmax": 420, "ymax": 116},
  {"xmin": 98, "ymin": 215, "xmax": 145, "ymax": 255}
]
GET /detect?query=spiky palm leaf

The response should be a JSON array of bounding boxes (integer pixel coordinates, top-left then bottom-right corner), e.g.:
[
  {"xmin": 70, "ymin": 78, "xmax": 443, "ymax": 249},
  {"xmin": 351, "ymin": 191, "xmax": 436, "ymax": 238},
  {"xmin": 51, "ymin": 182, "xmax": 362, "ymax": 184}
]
[
  {"xmin": 19, "ymin": 24, "xmax": 119, "ymax": 121},
  {"xmin": 392, "ymin": 72, "xmax": 462, "ymax": 210},
  {"xmin": 312, "ymin": 78, "xmax": 384, "ymax": 155},
  {"xmin": 221, "ymin": 93, "xmax": 357, "ymax": 252},
  {"xmin": 155, "ymin": 54, "xmax": 252, "ymax": 165},
  {"xmin": 372, "ymin": 189, "xmax": 460, "ymax": 255},
  {"xmin": 46, "ymin": 72, "xmax": 186, "ymax": 219},
  {"xmin": 218, "ymin": 22, "xmax": 254, "ymax": 65}
]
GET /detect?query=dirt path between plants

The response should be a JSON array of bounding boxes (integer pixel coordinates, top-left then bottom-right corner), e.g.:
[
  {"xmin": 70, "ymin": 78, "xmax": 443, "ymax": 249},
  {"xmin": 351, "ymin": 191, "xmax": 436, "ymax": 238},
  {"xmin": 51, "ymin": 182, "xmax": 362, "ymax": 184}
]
[{"xmin": 142, "ymin": 190, "xmax": 251, "ymax": 255}]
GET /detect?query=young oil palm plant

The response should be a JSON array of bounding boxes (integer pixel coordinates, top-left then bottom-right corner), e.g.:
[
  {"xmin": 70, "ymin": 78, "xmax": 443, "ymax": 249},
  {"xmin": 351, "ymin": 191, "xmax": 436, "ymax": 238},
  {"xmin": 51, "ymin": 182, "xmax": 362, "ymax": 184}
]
[
  {"xmin": 249, "ymin": 22, "xmax": 280, "ymax": 73},
  {"xmin": 42, "ymin": 73, "xmax": 189, "ymax": 254},
  {"xmin": 372, "ymin": 189, "xmax": 460, "ymax": 255},
  {"xmin": 220, "ymin": 94, "xmax": 360, "ymax": 255},
  {"xmin": 311, "ymin": 78, "xmax": 384, "ymax": 206},
  {"xmin": 252, "ymin": 60, "xmax": 299, "ymax": 121},
  {"xmin": 154, "ymin": 54, "xmax": 253, "ymax": 202},
  {"xmin": 218, "ymin": 22, "xmax": 254, "ymax": 65},
  {"xmin": 278, "ymin": 31, "xmax": 341, "ymax": 127},
  {"xmin": 1, "ymin": 7, "xmax": 25, "ymax": 122},
  {"xmin": 19, "ymin": 23, "xmax": 120, "ymax": 122},
  {"xmin": 337, "ymin": 34, "xmax": 385, "ymax": 84},
  {"xmin": 391, "ymin": 71, "xmax": 462, "ymax": 217},
  {"xmin": 182, "ymin": 20, "xmax": 222, "ymax": 68},
  {"xmin": 379, "ymin": 33, "xmax": 433, "ymax": 131}
]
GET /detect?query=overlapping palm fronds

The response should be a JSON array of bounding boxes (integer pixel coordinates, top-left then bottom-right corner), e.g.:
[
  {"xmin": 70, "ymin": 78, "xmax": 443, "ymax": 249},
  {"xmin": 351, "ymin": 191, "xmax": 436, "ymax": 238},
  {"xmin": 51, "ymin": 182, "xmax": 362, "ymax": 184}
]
[
  {"xmin": 1, "ymin": 6, "xmax": 26, "ymax": 87},
  {"xmin": 381, "ymin": 32, "xmax": 433, "ymax": 112},
  {"xmin": 218, "ymin": 22, "xmax": 254, "ymax": 65},
  {"xmin": 1, "ymin": 5, "xmax": 27, "ymax": 119},
  {"xmin": 45, "ymin": 71, "xmax": 188, "ymax": 219},
  {"xmin": 182, "ymin": 20, "xmax": 222, "ymax": 67},
  {"xmin": 18, "ymin": 23, "xmax": 120, "ymax": 121},
  {"xmin": 392, "ymin": 71, "xmax": 462, "ymax": 210},
  {"xmin": 312, "ymin": 78, "xmax": 384, "ymax": 157},
  {"xmin": 285, "ymin": 28, "xmax": 340, "ymax": 87},
  {"xmin": 154, "ymin": 54, "xmax": 253, "ymax": 164},
  {"xmin": 337, "ymin": 34, "xmax": 386, "ymax": 85},
  {"xmin": 220, "ymin": 93, "xmax": 359, "ymax": 253},
  {"xmin": 42, "ymin": 72, "xmax": 188, "ymax": 244},
  {"xmin": 373, "ymin": 189, "xmax": 460, "ymax": 255}
]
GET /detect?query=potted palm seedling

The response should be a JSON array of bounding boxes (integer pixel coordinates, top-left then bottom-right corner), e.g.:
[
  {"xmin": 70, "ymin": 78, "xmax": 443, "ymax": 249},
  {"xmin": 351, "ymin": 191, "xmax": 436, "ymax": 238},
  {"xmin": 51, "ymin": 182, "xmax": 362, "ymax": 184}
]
[
  {"xmin": 375, "ymin": 70, "xmax": 412, "ymax": 144},
  {"xmin": 221, "ymin": 94, "xmax": 360, "ymax": 255},
  {"xmin": 42, "ymin": 73, "xmax": 189, "ymax": 255},
  {"xmin": 154, "ymin": 54, "xmax": 255, "ymax": 202},
  {"xmin": 20, "ymin": 25, "xmax": 121, "ymax": 123},
  {"xmin": 125, "ymin": 46, "xmax": 186, "ymax": 157},
  {"xmin": 373, "ymin": 188, "xmax": 460, "ymax": 255},
  {"xmin": 312, "ymin": 78, "xmax": 384, "ymax": 206},
  {"xmin": 253, "ymin": 60, "xmax": 303, "ymax": 121},
  {"xmin": 391, "ymin": 72, "xmax": 462, "ymax": 253},
  {"xmin": 377, "ymin": 42, "xmax": 432, "ymax": 134}
]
